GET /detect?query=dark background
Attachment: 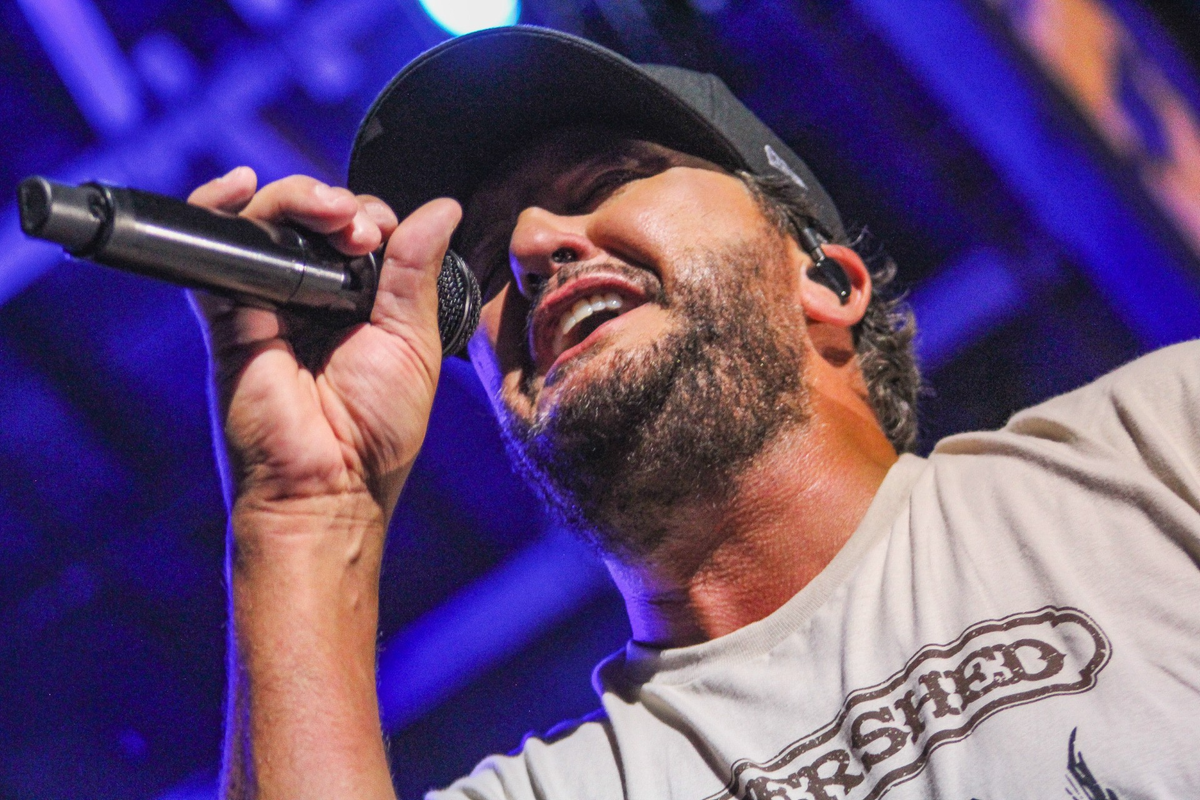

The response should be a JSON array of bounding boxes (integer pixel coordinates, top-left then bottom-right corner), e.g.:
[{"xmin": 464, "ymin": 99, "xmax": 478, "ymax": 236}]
[{"xmin": 1, "ymin": 0, "xmax": 1198, "ymax": 797}]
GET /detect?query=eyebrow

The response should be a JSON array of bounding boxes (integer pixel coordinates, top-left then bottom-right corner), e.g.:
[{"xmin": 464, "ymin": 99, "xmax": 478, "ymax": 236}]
[{"xmin": 572, "ymin": 147, "xmax": 673, "ymax": 177}]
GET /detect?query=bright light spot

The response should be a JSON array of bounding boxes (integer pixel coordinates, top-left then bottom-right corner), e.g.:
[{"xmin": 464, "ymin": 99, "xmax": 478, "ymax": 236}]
[{"xmin": 417, "ymin": 0, "xmax": 519, "ymax": 36}]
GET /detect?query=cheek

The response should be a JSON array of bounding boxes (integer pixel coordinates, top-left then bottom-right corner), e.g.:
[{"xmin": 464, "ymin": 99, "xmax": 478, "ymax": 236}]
[
  {"xmin": 504, "ymin": 371, "xmax": 538, "ymax": 423},
  {"xmin": 608, "ymin": 177, "xmax": 765, "ymax": 270},
  {"xmin": 476, "ymin": 293, "xmax": 505, "ymax": 351},
  {"xmin": 469, "ymin": 324, "xmax": 540, "ymax": 426},
  {"xmin": 470, "ymin": 290, "xmax": 540, "ymax": 420},
  {"xmin": 476, "ymin": 286, "xmax": 533, "ymax": 370}
]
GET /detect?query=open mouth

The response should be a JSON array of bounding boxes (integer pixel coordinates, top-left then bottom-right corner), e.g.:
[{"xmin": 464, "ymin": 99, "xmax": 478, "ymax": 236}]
[
  {"xmin": 530, "ymin": 272, "xmax": 654, "ymax": 371},
  {"xmin": 553, "ymin": 292, "xmax": 629, "ymax": 356}
]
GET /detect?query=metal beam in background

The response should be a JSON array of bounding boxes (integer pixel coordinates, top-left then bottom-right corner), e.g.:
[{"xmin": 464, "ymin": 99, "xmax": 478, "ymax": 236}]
[
  {"xmin": 982, "ymin": 0, "xmax": 1200, "ymax": 261},
  {"xmin": 4, "ymin": 6, "xmax": 612, "ymax": 794},
  {"xmin": 17, "ymin": 1, "xmax": 1189, "ymax": 796},
  {"xmin": 377, "ymin": 527, "xmax": 610, "ymax": 732},
  {"xmin": 14, "ymin": 0, "xmax": 144, "ymax": 138},
  {"xmin": 909, "ymin": 248, "xmax": 1057, "ymax": 370},
  {"xmin": 225, "ymin": 0, "xmax": 296, "ymax": 30},
  {"xmin": 849, "ymin": 0, "xmax": 1200, "ymax": 350},
  {"xmin": 150, "ymin": 525, "xmax": 610, "ymax": 800},
  {"xmin": 0, "ymin": 0, "xmax": 387, "ymax": 306}
]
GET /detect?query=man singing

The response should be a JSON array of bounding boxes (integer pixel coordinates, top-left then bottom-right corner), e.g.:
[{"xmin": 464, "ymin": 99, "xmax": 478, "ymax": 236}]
[{"xmin": 189, "ymin": 26, "xmax": 1200, "ymax": 800}]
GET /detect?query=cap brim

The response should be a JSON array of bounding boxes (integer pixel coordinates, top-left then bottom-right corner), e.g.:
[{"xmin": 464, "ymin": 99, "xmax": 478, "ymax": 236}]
[{"xmin": 348, "ymin": 26, "xmax": 750, "ymax": 232}]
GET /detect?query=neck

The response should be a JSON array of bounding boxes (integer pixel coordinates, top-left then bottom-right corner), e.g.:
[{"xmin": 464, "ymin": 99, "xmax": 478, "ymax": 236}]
[{"xmin": 606, "ymin": 380, "xmax": 897, "ymax": 648}]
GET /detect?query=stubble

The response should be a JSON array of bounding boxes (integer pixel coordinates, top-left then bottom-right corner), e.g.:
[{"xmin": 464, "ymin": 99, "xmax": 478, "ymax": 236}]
[{"xmin": 497, "ymin": 236, "xmax": 811, "ymax": 559}]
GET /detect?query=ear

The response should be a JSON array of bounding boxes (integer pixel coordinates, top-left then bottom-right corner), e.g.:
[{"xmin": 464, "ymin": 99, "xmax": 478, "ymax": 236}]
[{"xmin": 799, "ymin": 243, "xmax": 871, "ymax": 327}]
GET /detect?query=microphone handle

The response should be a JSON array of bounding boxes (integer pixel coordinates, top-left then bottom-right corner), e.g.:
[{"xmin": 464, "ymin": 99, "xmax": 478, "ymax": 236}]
[{"xmin": 17, "ymin": 177, "xmax": 481, "ymax": 356}]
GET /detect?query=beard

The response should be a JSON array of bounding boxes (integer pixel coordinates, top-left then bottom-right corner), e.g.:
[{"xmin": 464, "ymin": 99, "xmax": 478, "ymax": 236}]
[{"xmin": 496, "ymin": 236, "xmax": 811, "ymax": 559}]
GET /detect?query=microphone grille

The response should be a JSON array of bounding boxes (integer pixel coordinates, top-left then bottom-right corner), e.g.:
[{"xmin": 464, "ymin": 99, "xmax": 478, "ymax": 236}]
[{"xmin": 436, "ymin": 250, "xmax": 482, "ymax": 357}]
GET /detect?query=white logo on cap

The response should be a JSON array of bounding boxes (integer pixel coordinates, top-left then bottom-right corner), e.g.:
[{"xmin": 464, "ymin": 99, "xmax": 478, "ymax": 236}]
[
  {"xmin": 765, "ymin": 144, "xmax": 808, "ymax": 191},
  {"xmin": 361, "ymin": 116, "xmax": 384, "ymax": 145}
]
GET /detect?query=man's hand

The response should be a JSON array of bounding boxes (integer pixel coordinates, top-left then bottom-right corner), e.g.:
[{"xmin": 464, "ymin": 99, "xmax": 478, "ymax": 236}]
[
  {"xmin": 189, "ymin": 166, "xmax": 461, "ymax": 800},
  {"xmin": 190, "ymin": 166, "xmax": 460, "ymax": 519}
]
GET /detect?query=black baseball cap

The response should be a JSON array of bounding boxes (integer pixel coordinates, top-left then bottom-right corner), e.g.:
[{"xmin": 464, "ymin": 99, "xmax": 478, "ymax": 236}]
[{"xmin": 348, "ymin": 26, "xmax": 845, "ymax": 286}]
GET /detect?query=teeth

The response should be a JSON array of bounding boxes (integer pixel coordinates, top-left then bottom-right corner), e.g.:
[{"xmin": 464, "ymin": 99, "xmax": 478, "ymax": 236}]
[
  {"xmin": 560, "ymin": 293, "xmax": 624, "ymax": 338},
  {"xmin": 552, "ymin": 293, "xmax": 626, "ymax": 357}
]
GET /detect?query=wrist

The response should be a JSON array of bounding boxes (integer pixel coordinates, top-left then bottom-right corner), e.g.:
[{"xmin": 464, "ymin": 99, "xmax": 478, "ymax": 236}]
[
  {"xmin": 229, "ymin": 489, "xmax": 389, "ymax": 581},
  {"xmin": 228, "ymin": 453, "xmax": 413, "ymax": 525},
  {"xmin": 226, "ymin": 489, "xmax": 387, "ymax": 704},
  {"xmin": 224, "ymin": 489, "xmax": 395, "ymax": 800}
]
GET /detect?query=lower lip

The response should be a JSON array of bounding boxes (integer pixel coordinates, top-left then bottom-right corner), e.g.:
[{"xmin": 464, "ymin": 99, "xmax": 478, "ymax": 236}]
[{"xmin": 546, "ymin": 305, "xmax": 648, "ymax": 380}]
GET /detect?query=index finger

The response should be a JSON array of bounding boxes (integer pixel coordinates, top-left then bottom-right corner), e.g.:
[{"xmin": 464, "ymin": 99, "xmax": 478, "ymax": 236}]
[
  {"xmin": 240, "ymin": 175, "xmax": 360, "ymax": 235},
  {"xmin": 188, "ymin": 166, "xmax": 258, "ymax": 212}
]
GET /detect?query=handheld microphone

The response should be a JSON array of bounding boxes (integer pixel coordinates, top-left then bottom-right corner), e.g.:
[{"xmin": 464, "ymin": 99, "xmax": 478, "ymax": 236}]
[{"xmin": 16, "ymin": 176, "xmax": 482, "ymax": 356}]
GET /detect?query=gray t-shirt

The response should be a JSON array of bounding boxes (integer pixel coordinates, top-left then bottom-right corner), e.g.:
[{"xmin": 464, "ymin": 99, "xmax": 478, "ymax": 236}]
[{"xmin": 431, "ymin": 341, "xmax": 1200, "ymax": 800}]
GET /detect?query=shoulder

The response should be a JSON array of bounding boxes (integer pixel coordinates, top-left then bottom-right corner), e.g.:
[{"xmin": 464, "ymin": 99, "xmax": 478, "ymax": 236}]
[
  {"xmin": 927, "ymin": 340, "xmax": 1200, "ymax": 519},
  {"xmin": 1005, "ymin": 340, "xmax": 1200, "ymax": 459},
  {"xmin": 932, "ymin": 341, "xmax": 1200, "ymax": 455},
  {"xmin": 1014, "ymin": 339, "xmax": 1200, "ymax": 427},
  {"xmin": 426, "ymin": 709, "xmax": 621, "ymax": 800}
]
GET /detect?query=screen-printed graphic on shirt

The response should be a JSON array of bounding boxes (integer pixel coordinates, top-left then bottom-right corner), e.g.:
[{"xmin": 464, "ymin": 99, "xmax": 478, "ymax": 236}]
[
  {"xmin": 1065, "ymin": 728, "xmax": 1119, "ymax": 800},
  {"xmin": 704, "ymin": 607, "xmax": 1111, "ymax": 800}
]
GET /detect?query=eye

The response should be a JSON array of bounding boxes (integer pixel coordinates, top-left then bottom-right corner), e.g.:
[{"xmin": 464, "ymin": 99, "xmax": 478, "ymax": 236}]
[{"xmin": 570, "ymin": 169, "xmax": 642, "ymax": 212}]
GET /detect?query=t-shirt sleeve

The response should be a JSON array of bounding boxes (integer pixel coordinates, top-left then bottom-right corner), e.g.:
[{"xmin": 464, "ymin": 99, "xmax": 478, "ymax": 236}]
[
  {"xmin": 424, "ymin": 711, "xmax": 622, "ymax": 800},
  {"xmin": 424, "ymin": 752, "xmax": 534, "ymax": 800},
  {"xmin": 999, "ymin": 339, "xmax": 1200, "ymax": 511}
]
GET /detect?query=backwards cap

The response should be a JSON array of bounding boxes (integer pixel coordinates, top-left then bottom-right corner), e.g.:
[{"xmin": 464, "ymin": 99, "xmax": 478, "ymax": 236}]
[{"xmin": 348, "ymin": 26, "xmax": 845, "ymax": 285}]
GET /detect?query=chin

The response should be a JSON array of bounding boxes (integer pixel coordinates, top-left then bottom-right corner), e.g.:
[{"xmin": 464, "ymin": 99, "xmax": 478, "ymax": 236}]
[
  {"xmin": 529, "ymin": 335, "xmax": 651, "ymax": 421},
  {"xmin": 494, "ymin": 237, "xmax": 810, "ymax": 553}
]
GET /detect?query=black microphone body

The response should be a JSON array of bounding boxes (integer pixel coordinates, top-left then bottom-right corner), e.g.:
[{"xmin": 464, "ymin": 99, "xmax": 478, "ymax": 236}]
[{"xmin": 17, "ymin": 176, "xmax": 481, "ymax": 356}]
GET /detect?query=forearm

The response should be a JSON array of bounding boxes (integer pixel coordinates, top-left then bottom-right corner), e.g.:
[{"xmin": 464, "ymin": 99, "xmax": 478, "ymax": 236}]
[
  {"xmin": 186, "ymin": 170, "xmax": 454, "ymax": 800},
  {"xmin": 221, "ymin": 493, "xmax": 397, "ymax": 800}
]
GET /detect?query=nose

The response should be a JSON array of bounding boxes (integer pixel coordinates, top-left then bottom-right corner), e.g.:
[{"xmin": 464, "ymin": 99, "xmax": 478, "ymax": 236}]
[{"xmin": 508, "ymin": 206, "xmax": 601, "ymax": 299}]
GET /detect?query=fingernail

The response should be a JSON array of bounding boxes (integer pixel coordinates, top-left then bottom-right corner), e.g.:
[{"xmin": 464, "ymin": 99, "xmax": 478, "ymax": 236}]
[
  {"xmin": 364, "ymin": 201, "xmax": 395, "ymax": 227},
  {"xmin": 351, "ymin": 212, "xmax": 373, "ymax": 244},
  {"xmin": 220, "ymin": 166, "xmax": 248, "ymax": 182}
]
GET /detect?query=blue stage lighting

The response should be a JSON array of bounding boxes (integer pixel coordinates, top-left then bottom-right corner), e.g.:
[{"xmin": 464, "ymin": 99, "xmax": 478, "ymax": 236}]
[{"xmin": 417, "ymin": 0, "xmax": 519, "ymax": 36}]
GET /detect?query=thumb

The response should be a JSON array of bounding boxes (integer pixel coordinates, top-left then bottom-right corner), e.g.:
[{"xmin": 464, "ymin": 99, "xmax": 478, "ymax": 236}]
[{"xmin": 371, "ymin": 198, "xmax": 463, "ymax": 355}]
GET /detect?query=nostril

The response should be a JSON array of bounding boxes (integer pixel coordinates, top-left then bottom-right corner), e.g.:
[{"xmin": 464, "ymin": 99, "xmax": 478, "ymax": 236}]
[
  {"xmin": 550, "ymin": 247, "xmax": 577, "ymax": 264},
  {"xmin": 523, "ymin": 272, "xmax": 547, "ymax": 299}
]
